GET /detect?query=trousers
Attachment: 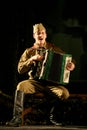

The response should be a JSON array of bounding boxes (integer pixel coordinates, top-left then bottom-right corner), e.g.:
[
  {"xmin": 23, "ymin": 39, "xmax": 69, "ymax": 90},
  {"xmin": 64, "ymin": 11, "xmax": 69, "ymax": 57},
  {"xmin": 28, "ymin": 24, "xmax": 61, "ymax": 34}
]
[{"xmin": 17, "ymin": 79, "xmax": 69, "ymax": 100}]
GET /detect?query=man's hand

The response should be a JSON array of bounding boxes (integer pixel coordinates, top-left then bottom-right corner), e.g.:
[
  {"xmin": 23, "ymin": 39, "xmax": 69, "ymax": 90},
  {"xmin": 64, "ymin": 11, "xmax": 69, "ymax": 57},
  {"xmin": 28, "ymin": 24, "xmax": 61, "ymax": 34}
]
[
  {"xmin": 66, "ymin": 62, "xmax": 75, "ymax": 71},
  {"xmin": 30, "ymin": 54, "xmax": 43, "ymax": 62}
]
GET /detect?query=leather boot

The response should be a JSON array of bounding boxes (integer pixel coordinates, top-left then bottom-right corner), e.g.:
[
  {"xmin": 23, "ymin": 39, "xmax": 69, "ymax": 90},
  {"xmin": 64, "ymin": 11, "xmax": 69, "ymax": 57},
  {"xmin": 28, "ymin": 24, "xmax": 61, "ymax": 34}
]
[
  {"xmin": 6, "ymin": 90, "xmax": 25, "ymax": 127},
  {"xmin": 49, "ymin": 99, "xmax": 63, "ymax": 126},
  {"xmin": 49, "ymin": 106, "xmax": 62, "ymax": 126}
]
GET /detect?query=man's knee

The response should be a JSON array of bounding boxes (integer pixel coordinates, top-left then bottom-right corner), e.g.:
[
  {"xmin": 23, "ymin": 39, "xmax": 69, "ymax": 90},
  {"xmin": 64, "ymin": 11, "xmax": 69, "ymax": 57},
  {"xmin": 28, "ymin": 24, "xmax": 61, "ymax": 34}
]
[
  {"xmin": 60, "ymin": 86, "xmax": 70, "ymax": 100},
  {"xmin": 50, "ymin": 86, "xmax": 69, "ymax": 100},
  {"xmin": 16, "ymin": 80, "xmax": 36, "ymax": 94}
]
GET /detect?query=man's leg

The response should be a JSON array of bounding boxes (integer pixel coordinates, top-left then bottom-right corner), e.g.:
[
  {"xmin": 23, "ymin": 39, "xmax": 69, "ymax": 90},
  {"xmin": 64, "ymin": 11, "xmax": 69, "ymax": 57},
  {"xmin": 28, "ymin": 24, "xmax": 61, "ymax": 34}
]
[{"xmin": 6, "ymin": 90, "xmax": 25, "ymax": 127}]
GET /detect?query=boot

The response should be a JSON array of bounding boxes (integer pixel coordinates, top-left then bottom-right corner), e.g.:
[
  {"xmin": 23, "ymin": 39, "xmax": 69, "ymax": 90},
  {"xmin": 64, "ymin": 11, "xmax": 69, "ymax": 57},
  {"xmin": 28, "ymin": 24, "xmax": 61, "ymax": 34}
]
[
  {"xmin": 6, "ymin": 90, "xmax": 25, "ymax": 127},
  {"xmin": 49, "ymin": 99, "xmax": 63, "ymax": 126},
  {"xmin": 49, "ymin": 106, "xmax": 62, "ymax": 126}
]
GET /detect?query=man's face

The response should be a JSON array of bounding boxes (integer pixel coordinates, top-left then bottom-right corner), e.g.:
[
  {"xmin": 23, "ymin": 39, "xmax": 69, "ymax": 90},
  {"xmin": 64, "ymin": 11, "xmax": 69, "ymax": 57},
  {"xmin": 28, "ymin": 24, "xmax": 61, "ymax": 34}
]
[{"xmin": 33, "ymin": 30, "xmax": 47, "ymax": 47}]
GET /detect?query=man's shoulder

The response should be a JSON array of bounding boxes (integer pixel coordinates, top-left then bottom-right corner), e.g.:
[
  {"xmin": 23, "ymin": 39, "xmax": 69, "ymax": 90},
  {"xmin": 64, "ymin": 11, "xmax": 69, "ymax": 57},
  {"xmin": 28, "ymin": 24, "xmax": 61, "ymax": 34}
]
[
  {"xmin": 46, "ymin": 42, "xmax": 64, "ymax": 53},
  {"xmin": 46, "ymin": 42, "xmax": 58, "ymax": 49},
  {"xmin": 24, "ymin": 46, "xmax": 35, "ymax": 54},
  {"xmin": 46, "ymin": 42, "xmax": 55, "ymax": 48}
]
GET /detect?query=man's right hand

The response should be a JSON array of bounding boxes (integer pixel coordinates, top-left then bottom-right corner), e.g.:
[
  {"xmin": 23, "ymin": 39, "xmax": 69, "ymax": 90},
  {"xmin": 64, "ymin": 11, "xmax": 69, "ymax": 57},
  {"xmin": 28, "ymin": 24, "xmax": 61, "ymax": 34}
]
[{"xmin": 30, "ymin": 54, "xmax": 43, "ymax": 61}]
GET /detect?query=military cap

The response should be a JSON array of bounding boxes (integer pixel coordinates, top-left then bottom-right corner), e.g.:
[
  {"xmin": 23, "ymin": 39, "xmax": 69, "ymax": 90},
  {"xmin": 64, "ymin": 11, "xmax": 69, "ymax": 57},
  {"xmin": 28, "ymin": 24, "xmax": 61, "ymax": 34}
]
[{"xmin": 33, "ymin": 23, "xmax": 46, "ymax": 33}]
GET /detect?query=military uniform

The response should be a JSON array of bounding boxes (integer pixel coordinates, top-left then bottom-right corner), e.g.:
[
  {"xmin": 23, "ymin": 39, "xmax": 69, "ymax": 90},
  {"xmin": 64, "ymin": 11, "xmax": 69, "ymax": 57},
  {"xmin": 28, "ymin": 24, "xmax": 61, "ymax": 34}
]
[
  {"xmin": 17, "ymin": 41, "xmax": 69, "ymax": 99},
  {"xmin": 6, "ymin": 23, "xmax": 72, "ymax": 127}
]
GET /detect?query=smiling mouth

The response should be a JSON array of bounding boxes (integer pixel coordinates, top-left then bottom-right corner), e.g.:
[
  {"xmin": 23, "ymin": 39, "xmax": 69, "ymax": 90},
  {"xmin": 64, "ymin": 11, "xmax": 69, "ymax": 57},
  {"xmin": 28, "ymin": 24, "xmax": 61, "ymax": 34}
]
[{"xmin": 39, "ymin": 38, "xmax": 43, "ymax": 40}]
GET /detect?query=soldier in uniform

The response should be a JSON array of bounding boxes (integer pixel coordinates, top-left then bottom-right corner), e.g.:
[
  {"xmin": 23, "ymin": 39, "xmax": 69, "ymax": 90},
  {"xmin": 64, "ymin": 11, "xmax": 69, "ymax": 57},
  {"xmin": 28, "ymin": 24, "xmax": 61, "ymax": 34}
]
[{"xmin": 6, "ymin": 23, "xmax": 75, "ymax": 127}]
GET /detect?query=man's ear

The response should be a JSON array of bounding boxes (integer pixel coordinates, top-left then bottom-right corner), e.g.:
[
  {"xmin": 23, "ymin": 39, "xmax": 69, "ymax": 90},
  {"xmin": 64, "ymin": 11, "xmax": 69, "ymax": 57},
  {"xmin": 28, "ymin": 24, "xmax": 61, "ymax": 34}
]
[{"xmin": 46, "ymin": 33, "xmax": 47, "ymax": 39}]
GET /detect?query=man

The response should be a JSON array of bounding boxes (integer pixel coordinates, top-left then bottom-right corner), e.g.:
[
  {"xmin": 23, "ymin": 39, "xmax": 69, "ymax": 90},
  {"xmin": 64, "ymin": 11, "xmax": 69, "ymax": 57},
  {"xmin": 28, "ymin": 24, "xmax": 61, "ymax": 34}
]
[{"xmin": 6, "ymin": 23, "xmax": 75, "ymax": 126}]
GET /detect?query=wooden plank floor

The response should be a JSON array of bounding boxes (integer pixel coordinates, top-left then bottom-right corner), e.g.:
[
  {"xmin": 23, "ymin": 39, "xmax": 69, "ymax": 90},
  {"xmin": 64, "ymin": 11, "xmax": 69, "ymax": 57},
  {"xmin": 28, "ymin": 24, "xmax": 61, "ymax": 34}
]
[{"xmin": 0, "ymin": 125, "xmax": 87, "ymax": 130}]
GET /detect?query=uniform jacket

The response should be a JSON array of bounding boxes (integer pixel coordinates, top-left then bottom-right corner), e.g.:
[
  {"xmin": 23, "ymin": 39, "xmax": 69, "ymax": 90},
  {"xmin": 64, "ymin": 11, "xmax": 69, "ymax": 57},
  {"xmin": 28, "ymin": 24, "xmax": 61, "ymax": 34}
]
[{"xmin": 18, "ymin": 42, "xmax": 73, "ymax": 80}]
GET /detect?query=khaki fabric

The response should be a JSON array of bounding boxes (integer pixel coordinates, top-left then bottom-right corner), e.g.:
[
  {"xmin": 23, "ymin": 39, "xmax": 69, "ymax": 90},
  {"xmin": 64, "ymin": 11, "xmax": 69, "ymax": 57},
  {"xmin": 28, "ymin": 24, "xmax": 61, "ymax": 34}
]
[
  {"xmin": 33, "ymin": 23, "xmax": 46, "ymax": 33},
  {"xmin": 17, "ymin": 42, "xmax": 70, "ymax": 100},
  {"xmin": 17, "ymin": 79, "xmax": 69, "ymax": 100}
]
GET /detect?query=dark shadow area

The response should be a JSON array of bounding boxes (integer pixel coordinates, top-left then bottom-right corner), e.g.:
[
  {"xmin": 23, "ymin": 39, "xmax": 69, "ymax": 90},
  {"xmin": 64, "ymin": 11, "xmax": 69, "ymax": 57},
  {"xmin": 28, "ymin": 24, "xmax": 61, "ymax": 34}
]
[{"xmin": 79, "ymin": 31, "xmax": 87, "ymax": 80}]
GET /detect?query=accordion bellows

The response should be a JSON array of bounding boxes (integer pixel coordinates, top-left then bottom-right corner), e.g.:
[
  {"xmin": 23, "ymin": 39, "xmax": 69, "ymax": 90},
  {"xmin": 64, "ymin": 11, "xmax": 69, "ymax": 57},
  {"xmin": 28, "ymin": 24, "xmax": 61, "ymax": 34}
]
[{"xmin": 36, "ymin": 50, "xmax": 72, "ymax": 84}]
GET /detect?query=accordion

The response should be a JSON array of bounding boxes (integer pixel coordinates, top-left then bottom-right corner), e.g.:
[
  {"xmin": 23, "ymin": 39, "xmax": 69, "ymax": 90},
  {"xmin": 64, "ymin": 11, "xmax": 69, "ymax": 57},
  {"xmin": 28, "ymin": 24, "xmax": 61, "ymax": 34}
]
[{"xmin": 36, "ymin": 50, "xmax": 72, "ymax": 84}]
